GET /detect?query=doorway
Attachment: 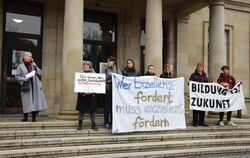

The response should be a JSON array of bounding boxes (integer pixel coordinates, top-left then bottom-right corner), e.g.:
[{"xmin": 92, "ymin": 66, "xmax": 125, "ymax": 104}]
[
  {"xmin": 1, "ymin": 0, "xmax": 43, "ymax": 114},
  {"xmin": 83, "ymin": 10, "xmax": 117, "ymax": 112}
]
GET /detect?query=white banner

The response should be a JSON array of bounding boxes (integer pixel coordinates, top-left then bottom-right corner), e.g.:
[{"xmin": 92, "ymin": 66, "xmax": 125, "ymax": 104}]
[
  {"xmin": 189, "ymin": 81, "xmax": 245, "ymax": 112},
  {"xmin": 112, "ymin": 74, "xmax": 186, "ymax": 133},
  {"xmin": 74, "ymin": 72, "xmax": 106, "ymax": 94}
]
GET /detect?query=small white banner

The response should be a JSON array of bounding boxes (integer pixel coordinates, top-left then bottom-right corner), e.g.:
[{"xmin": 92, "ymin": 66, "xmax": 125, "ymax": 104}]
[
  {"xmin": 74, "ymin": 72, "xmax": 106, "ymax": 94},
  {"xmin": 112, "ymin": 74, "xmax": 186, "ymax": 133},
  {"xmin": 189, "ymin": 81, "xmax": 245, "ymax": 112}
]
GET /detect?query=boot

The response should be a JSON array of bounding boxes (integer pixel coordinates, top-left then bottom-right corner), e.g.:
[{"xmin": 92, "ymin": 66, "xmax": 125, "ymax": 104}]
[
  {"xmin": 32, "ymin": 111, "xmax": 37, "ymax": 122},
  {"xmin": 237, "ymin": 110, "xmax": 242, "ymax": 118},
  {"xmin": 77, "ymin": 120, "xmax": 83, "ymax": 130},
  {"xmin": 91, "ymin": 122, "xmax": 98, "ymax": 130},
  {"xmin": 21, "ymin": 113, "xmax": 28, "ymax": 122}
]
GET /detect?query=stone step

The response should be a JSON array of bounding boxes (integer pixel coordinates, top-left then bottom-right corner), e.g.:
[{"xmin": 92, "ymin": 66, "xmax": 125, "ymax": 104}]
[
  {"xmin": 1, "ymin": 125, "xmax": 250, "ymax": 140},
  {"xmin": 66, "ymin": 146, "xmax": 250, "ymax": 158},
  {"xmin": 0, "ymin": 118, "xmax": 248, "ymax": 131},
  {"xmin": 0, "ymin": 138, "xmax": 250, "ymax": 158},
  {"xmin": 1, "ymin": 131, "xmax": 250, "ymax": 150}
]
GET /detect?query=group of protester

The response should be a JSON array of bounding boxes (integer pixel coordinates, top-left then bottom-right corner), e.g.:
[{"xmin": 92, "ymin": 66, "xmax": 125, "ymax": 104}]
[
  {"xmin": 15, "ymin": 53, "xmax": 239, "ymax": 131},
  {"xmin": 189, "ymin": 63, "xmax": 237, "ymax": 127}
]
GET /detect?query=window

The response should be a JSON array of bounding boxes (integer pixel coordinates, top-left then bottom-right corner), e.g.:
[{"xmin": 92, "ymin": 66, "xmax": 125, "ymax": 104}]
[{"xmin": 83, "ymin": 10, "xmax": 117, "ymax": 73}]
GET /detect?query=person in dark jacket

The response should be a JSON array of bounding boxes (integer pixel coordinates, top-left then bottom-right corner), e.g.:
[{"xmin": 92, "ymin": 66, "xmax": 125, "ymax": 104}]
[
  {"xmin": 122, "ymin": 59, "xmax": 140, "ymax": 77},
  {"xmin": 104, "ymin": 56, "xmax": 122, "ymax": 129},
  {"xmin": 189, "ymin": 62, "xmax": 209, "ymax": 127},
  {"xmin": 76, "ymin": 61, "xmax": 98, "ymax": 130},
  {"xmin": 160, "ymin": 64, "xmax": 174, "ymax": 78},
  {"xmin": 145, "ymin": 65, "xmax": 156, "ymax": 76},
  {"xmin": 217, "ymin": 65, "xmax": 237, "ymax": 126}
]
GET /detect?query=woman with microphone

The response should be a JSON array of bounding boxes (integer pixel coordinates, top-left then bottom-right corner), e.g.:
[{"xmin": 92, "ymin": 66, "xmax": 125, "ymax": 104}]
[{"xmin": 15, "ymin": 52, "xmax": 47, "ymax": 122}]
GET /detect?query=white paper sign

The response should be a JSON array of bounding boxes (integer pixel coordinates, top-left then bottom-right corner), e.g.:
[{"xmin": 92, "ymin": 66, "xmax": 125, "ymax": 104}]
[
  {"xmin": 25, "ymin": 71, "xmax": 36, "ymax": 80},
  {"xmin": 74, "ymin": 72, "xmax": 106, "ymax": 94},
  {"xmin": 189, "ymin": 81, "xmax": 245, "ymax": 112},
  {"xmin": 112, "ymin": 74, "xmax": 186, "ymax": 133}
]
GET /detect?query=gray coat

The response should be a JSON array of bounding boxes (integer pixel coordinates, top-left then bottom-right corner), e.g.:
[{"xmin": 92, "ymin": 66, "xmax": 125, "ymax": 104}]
[
  {"xmin": 104, "ymin": 65, "xmax": 121, "ymax": 92},
  {"xmin": 15, "ymin": 64, "xmax": 48, "ymax": 113}
]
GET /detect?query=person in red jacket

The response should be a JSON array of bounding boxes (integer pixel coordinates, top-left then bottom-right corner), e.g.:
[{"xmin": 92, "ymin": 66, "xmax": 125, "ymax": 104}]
[{"xmin": 217, "ymin": 65, "xmax": 237, "ymax": 126}]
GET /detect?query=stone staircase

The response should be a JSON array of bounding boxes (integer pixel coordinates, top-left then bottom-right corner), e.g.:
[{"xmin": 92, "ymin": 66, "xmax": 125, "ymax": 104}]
[{"xmin": 0, "ymin": 115, "xmax": 250, "ymax": 158}]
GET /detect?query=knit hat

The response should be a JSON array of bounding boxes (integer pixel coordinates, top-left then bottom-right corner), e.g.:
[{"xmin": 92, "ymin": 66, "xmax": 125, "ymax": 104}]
[
  {"xmin": 196, "ymin": 62, "xmax": 204, "ymax": 68},
  {"xmin": 82, "ymin": 61, "xmax": 93, "ymax": 68}
]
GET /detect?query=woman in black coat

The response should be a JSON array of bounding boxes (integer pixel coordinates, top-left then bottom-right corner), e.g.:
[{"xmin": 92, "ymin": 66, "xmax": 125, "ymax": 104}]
[
  {"xmin": 76, "ymin": 61, "xmax": 98, "ymax": 130},
  {"xmin": 189, "ymin": 62, "xmax": 209, "ymax": 127},
  {"xmin": 122, "ymin": 59, "xmax": 140, "ymax": 77},
  {"xmin": 145, "ymin": 65, "xmax": 156, "ymax": 76}
]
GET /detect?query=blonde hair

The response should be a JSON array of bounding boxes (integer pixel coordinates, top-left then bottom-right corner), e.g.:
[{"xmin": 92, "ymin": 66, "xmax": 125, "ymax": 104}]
[
  {"xmin": 163, "ymin": 64, "xmax": 173, "ymax": 73},
  {"xmin": 22, "ymin": 52, "xmax": 32, "ymax": 61}
]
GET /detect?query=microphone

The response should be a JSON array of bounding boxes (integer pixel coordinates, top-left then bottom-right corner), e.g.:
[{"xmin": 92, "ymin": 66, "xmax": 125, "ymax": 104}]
[{"xmin": 31, "ymin": 58, "xmax": 34, "ymax": 63}]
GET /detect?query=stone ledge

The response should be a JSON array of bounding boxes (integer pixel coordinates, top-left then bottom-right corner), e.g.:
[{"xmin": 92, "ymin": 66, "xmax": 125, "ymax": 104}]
[
  {"xmin": 0, "ymin": 138, "xmax": 250, "ymax": 157},
  {"xmin": 1, "ymin": 125, "xmax": 250, "ymax": 140},
  {"xmin": 0, "ymin": 118, "xmax": 249, "ymax": 131},
  {"xmin": 67, "ymin": 146, "xmax": 250, "ymax": 158},
  {"xmin": 1, "ymin": 131, "xmax": 250, "ymax": 150}
]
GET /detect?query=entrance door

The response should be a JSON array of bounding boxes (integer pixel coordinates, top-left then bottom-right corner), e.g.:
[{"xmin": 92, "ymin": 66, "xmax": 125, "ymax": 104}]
[
  {"xmin": 1, "ymin": 0, "xmax": 43, "ymax": 114},
  {"xmin": 83, "ymin": 10, "xmax": 117, "ymax": 112}
]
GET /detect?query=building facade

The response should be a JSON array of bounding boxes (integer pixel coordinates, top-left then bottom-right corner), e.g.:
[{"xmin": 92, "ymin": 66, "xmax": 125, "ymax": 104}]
[{"xmin": 0, "ymin": 0, "xmax": 249, "ymax": 118}]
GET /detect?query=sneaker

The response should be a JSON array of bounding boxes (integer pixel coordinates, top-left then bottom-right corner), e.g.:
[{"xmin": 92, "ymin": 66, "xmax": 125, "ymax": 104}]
[
  {"xmin": 219, "ymin": 121, "xmax": 224, "ymax": 127},
  {"xmin": 105, "ymin": 124, "xmax": 110, "ymax": 129},
  {"xmin": 228, "ymin": 121, "xmax": 237, "ymax": 126}
]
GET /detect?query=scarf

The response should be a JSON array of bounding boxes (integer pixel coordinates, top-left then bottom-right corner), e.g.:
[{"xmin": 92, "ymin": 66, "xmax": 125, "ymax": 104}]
[{"xmin": 23, "ymin": 61, "xmax": 32, "ymax": 73}]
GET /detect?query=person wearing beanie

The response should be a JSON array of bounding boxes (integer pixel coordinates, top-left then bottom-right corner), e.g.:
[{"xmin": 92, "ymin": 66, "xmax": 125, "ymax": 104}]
[
  {"xmin": 189, "ymin": 62, "xmax": 209, "ymax": 127},
  {"xmin": 76, "ymin": 61, "xmax": 98, "ymax": 130},
  {"xmin": 217, "ymin": 65, "xmax": 237, "ymax": 126}
]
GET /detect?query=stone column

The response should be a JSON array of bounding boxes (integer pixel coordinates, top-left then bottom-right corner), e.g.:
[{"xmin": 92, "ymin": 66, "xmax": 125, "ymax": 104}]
[
  {"xmin": 207, "ymin": 0, "xmax": 226, "ymax": 118},
  {"xmin": 57, "ymin": 0, "xmax": 83, "ymax": 120},
  {"xmin": 145, "ymin": 0, "xmax": 163, "ymax": 75},
  {"xmin": 208, "ymin": 0, "xmax": 226, "ymax": 81},
  {"xmin": 176, "ymin": 14, "xmax": 190, "ymax": 112},
  {"xmin": 166, "ymin": 18, "xmax": 176, "ymax": 66}
]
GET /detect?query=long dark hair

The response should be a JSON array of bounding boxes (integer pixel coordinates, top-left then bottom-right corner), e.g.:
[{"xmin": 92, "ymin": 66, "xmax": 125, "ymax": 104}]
[{"xmin": 124, "ymin": 59, "xmax": 136, "ymax": 72}]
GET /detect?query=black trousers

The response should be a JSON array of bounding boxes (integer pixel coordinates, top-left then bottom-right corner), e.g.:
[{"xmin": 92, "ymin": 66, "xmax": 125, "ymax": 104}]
[
  {"xmin": 193, "ymin": 110, "xmax": 205, "ymax": 125},
  {"xmin": 104, "ymin": 92, "xmax": 112, "ymax": 125},
  {"xmin": 219, "ymin": 111, "xmax": 232, "ymax": 121},
  {"xmin": 78, "ymin": 111, "xmax": 96, "ymax": 124},
  {"xmin": 23, "ymin": 111, "xmax": 38, "ymax": 118}
]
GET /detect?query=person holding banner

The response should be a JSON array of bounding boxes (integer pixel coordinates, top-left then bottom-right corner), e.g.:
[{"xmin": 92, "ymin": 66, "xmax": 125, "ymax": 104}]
[
  {"xmin": 189, "ymin": 62, "xmax": 209, "ymax": 127},
  {"xmin": 217, "ymin": 66, "xmax": 237, "ymax": 126},
  {"xmin": 122, "ymin": 59, "xmax": 140, "ymax": 77},
  {"xmin": 104, "ymin": 56, "xmax": 122, "ymax": 129},
  {"xmin": 76, "ymin": 61, "xmax": 98, "ymax": 130},
  {"xmin": 160, "ymin": 64, "xmax": 174, "ymax": 78},
  {"xmin": 145, "ymin": 65, "xmax": 156, "ymax": 76},
  {"xmin": 15, "ymin": 52, "xmax": 47, "ymax": 122}
]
